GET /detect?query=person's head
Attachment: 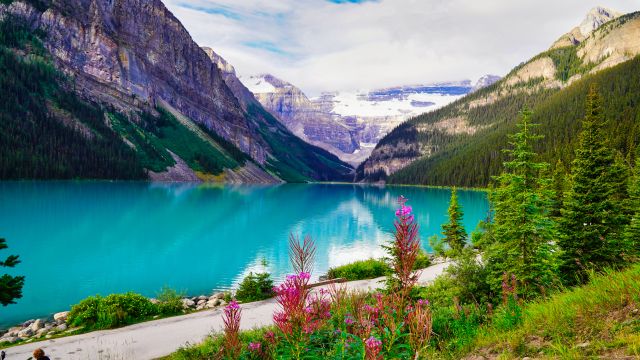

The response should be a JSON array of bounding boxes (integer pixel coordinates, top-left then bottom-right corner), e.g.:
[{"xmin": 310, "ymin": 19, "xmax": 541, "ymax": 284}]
[{"xmin": 33, "ymin": 348, "xmax": 45, "ymax": 359}]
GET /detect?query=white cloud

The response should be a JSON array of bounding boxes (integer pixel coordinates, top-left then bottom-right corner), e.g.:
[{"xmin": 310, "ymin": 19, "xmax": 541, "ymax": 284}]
[{"xmin": 164, "ymin": 0, "xmax": 638, "ymax": 96}]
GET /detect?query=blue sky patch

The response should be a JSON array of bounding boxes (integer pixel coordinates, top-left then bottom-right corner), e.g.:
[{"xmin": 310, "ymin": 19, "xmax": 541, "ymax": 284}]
[
  {"xmin": 242, "ymin": 41, "xmax": 289, "ymax": 56},
  {"xmin": 177, "ymin": 3, "xmax": 242, "ymax": 20}
]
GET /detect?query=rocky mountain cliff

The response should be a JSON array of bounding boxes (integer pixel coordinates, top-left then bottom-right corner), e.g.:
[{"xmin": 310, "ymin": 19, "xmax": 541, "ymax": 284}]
[
  {"xmin": 357, "ymin": 7, "xmax": 640, "ymax": 185},
  {"xmin": 243, "ymin": 74, "xmax": 498, "ymax": 166},
  {"xmin": 0, "ymin": 0, "xmax": 352, "ymax": 182}
]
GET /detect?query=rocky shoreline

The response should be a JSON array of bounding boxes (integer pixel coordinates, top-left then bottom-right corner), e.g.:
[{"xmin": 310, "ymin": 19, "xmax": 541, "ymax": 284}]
[{"xmin": 0, "ymin": 292, "xmax": 229, "ymax": 345}]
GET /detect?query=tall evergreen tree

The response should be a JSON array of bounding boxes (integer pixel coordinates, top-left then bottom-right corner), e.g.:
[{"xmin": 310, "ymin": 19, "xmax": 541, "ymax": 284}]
[
  {"xmin": 558, "ymin": 85, "xmax": 630, "ymax": 284},
  {"xmin": 623, "ymin": 147, "xmax": 640, "ymax": 260},
  {"xmin": 442, "ymin": 187, "xmax": 467, "ymax": 257},
  {"xmin": 483, "ymin": 107, "xmax": 557, "ymax": 298},
  {"xmin": 550, "ymin": 159, "xmax": 569, "ymax": 220},
  {"xmin": 1, "ymin": 238, "xmax": 24, "ymax": 306}
]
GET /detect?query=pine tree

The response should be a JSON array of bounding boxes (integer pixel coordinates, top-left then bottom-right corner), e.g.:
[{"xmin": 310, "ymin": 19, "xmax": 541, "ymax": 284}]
[
  {"xmin": 623, "ymin": 147, "xmax": 640, "ymax": 260},
  {"xmin": 1, "ymin": 237, "xmax": 24, "ymax": 306},
  {"xmin": 442, "ymin": 187, "xmax": 467, "ymax": 257},
  {"xmin": 483, "ymin": 107, "xmax": 557, "ymax": 298},
  {"xmin": 550, "ymin": 159, "xmax": 568, "ymax": 220},
  {"xmin": 558, "ymin": 85, "xmax": 630, "ymax": 285}
]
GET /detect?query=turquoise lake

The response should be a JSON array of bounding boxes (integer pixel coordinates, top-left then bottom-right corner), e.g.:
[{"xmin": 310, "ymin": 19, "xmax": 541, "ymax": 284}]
[{"xmin": 0, "ymin": 182, "xmax": 489, "ymax": 327}]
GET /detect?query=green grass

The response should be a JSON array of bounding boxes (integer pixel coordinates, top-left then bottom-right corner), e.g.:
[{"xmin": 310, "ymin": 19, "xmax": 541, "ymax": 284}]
[
  {"xmin": 327, "ymin": 258, "xmax": 390, "ymax": 280},
  {"xmin": 108, "ymin": 109, "xmax": 243, "ymax": 175},
  {"xmin": 467, "ymin": 264, "xmax": 640, "ymax": 359},
  {"xmin": 162, "ymin": 264, "xmax": 640, "ymax": 360},
  {"xmin": 327, "ymin": 252, "xmax": 431, "ymax": 281}
]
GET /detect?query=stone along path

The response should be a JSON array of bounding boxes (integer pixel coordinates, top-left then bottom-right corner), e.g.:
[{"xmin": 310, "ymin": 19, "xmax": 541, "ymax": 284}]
[{"xmin": 3, "ymin": 262, "xmax": 450, "ymax": 360}]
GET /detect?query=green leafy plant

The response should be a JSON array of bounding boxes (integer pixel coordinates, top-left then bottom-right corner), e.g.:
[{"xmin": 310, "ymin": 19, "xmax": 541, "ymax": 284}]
[
  {"xmin": 0, "ymin": 237, "xmax": 24, "ymax": 306},
  {"xmin": 327, "ymin": 258, "xmax": 390, "ymax": 281},
  {"xmin": 156, "ymin": 286, "xmax": 185, "ymax": 315},
  {"xmin": 235, "ymin": 272, "xmax": 274, "ymax": 303},
  {"xmin": 68, "ymin": 293, "xmax": 159, "ymax": 330}
]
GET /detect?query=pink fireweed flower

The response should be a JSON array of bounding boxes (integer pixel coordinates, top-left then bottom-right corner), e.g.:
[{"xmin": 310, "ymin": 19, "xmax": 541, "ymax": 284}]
[
  {"xmin": 344, "ymin": 316, "xmax": 355, "ymax": 325},
  {"xmin": 390, "ymin": 196, "xmax": 421, "ymax": 304},
  {"xmin": 364, "ymin": 336, "xmax": 383, "ymax": 360},
  {"xmin": 248, "ymin": 342, "xmax": 261, "ymax": 352},
  {"xmin": 222, "ymin": 300, "xmax": 242, "ymax": 359},
  {"xmin": 263, "ymin": 330, "xmax": 276, "ymax": 344},
  {"xmin": 407, "ymin": 298, "xmax": 433, "ymax": 356}
]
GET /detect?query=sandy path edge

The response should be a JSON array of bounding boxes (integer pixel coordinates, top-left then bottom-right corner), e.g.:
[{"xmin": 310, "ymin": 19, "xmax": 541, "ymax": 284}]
[{"xmin": 3, "ymin": 262, "xmax": 449, "ymax": 360}]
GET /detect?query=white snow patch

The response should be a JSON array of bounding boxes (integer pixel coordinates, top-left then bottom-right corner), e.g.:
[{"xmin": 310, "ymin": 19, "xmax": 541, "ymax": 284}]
[{"xmin": 241, "ymin": 75, "xmax": 276, "ymax": 94}]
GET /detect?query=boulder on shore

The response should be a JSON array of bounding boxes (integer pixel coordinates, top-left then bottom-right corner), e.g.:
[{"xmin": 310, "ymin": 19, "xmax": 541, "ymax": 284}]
[{"xmin": 53, "ymin": 311, "xmax": 70, "ymax": 323}]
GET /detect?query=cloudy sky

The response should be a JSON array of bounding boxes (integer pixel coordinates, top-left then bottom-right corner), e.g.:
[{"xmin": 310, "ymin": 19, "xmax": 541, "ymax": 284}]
[{"xmin": 163, "ymin": 0, "xmax": 637, "ymax": 95}]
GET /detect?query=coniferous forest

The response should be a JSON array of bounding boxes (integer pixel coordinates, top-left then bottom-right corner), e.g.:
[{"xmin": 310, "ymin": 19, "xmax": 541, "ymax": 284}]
[{"xmin": 386, "ymin": 57, "xmax": 640, "ymax": 187}]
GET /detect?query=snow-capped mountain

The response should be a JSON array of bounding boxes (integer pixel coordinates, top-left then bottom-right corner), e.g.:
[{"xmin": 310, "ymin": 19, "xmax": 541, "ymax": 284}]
[{"xmin": 241, "ymin": 74, "xmax": 499, "ymax": 166}]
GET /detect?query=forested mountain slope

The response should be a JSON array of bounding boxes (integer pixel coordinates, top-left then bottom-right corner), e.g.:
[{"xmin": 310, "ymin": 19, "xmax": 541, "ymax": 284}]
[
  {"xmin": 0, "ymin": 0, "xmax": 352, "ymax": 182},
  {"xmin": 357, "ymin": 9, "xmax": 640, "ymax": 187}
]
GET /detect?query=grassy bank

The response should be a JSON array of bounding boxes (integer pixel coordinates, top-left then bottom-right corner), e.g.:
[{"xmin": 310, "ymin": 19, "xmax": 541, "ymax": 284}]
[{"xmin": 163, "ymin": 264, "xmax": 640, "ymax": 359}]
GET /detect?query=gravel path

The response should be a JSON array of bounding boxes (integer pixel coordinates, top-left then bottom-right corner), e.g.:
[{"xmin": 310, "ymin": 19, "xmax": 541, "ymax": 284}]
[{"xmin": 2, "ymin": 262, "xmax": 449, "ymax": 360}]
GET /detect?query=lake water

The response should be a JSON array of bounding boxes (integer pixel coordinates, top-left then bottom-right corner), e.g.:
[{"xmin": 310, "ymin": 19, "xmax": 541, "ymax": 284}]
[{"xmin": 0, "ymin": 182, "xmax": 488, "ymax": 327}]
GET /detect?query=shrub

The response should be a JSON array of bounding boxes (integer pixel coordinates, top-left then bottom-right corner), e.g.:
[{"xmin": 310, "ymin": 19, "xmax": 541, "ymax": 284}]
[
  {"xmin": 235, "ymin": 272, "xmax": 274, "ymax": 303},
  {"xmin": 156, "ymin": 286, "xmax": 184, "ymax": 315},
  {"xmin": 67, "ymin": 295, "xmax": 102, "ymax": 328},
  {"xmin": 414, "ymin": 249, "xmax": 432, "ymax": 269},
  {"xmin": 68, "ymin": 292, "xmax": 159, "ymax": 330},
  {"xmin": 326, "ymin": 258, "xmax": 390, "ymax": 280}
]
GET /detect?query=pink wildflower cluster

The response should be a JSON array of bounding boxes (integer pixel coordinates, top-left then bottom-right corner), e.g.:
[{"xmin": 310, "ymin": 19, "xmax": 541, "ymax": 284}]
[
  {"xmin": 391, "ymin": 196, "xmax": 421, "ymax": 302},
  {"xmin": 406, "ymin": 298, "xmax": 432, "ymax": 354},
  {"xmin": 364, "ymin": 336, "xmax": 383, "ymax": 360},
  {"xmin": 303, "ymin": 289, "xmax": 332, "ymax": 333},
  {"xmin": 272, "ymin": 272, "xmax": 317, "ymax": 336},
  {"xmin": 222, "ymin": 300, "xmax": 242, "ymax": 359}
]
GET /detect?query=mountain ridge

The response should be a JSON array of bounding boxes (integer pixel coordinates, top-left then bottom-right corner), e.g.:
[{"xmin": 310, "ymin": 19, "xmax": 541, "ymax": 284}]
[
  {"xmin": 356, "ymin": 6, "xmax": 640, "ymax": 185},
  {"xmin": 0, "ymin": 0, "xmax": 352, "ymax": 182},
  {"xmin": 240, "ymin": 72, "xmax": 499, "ymax": 166}
]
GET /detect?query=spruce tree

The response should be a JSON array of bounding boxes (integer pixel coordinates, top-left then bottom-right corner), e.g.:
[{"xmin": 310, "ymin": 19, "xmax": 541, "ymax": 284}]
[
  {"xmin": 623, "ymin": 148, "xmax": 640, "ymax": 260},
  {"xmin": 1, "ymin": 238, "xmax": 24, "ymax": 306},
  {"xmin": 484, "ymin": 107, "xmax": 557, "ymax": 298},
  {"xmin": 442, "ymin": 187, "xmax": 467, "ymax": 257},
  {"xmin": 550, "ymin": 159, "xmax": 568, "ymax": 220},
  {"xmin": 558, "ymin": 85, "xmax": 630, "ymax": 284}
]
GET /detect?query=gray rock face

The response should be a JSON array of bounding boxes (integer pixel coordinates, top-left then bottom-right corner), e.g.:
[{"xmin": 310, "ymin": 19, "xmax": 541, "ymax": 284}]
[
  {"xmin": 31, "ymin": 0, "xmax": 268, "ymax": 163},
  {"xmin": 472, "ymin": 75, "xmax": 501, "ymax": 91},
  {"xmin": 551, "ymin": 6, "xmax": 623, "ymax": 49},
  {"xmin": 0, "ymin": 0, "xmax": 353, "ymax": 182},
  {"xmin": 243, "ymin": 74, "xmax": 359, "ymax": 155}
]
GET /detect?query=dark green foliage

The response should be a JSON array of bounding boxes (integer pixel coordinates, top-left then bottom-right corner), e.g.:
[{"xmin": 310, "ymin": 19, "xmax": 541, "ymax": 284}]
[
  {"xmin": 327, "ymin": 252, "xmax": 430, "ymax": 281},
  {"xmin": 442, "ymin": 188, "xmax": 467, "ymax": 256},
  {"xmin": 624, "ymin": 149, "xmax": 640, "ymax": 260},
  {"xmin": 67, "ymin": 293, "xmax": 158, "ymax": 329},
  {"xmin": 543, "ymin": 46, "xmax": 595, "ymax": 82},
  {"xmin": 383, "ymin": 56, "xmax": 640, "ymax": 187},
  {"xmin": 0, "ymin": 238, "xmax": 24, "ymax": 306},
  {"xmin": 110, "ymin": 109, "xmax": 244, "ymax": 175},
  {"xmin": 549, "ymin": 159, "xmax": 569, "ymax": 219},
  {"xmin": 0, "ymin": 17, "xmax": 146, "ymax": 179},
  {"xmin": 246, "ymin": 103, "xmax": 353, "ymax": 182},
  {"xmin": 414, "ymin": 249, "xmax": 432, "ymax": 270},
  {"xmin": 483, "ymin": 109, "xmax": 558, "ymax": 298},
  {"xmin": 155, "ymin": 287, "xmax": 185, "ymax": 316},
  {"xmin": 558, "ymin": 86, "xmax": 631, "ymax": 284},
  {"xmin": 235, "ymin": 272, "xmax": 274, "ymax": 303},
  {"xmin": 195, "ymin": 122, "xmax": 250, "ymax": 164},
  {"xmin": 327, "ymin": 258, "xmax": 390, "ymax": 280},
  {"xmin": 429, "ymin": 304, "xmax": 486, "ymax": 354}
]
